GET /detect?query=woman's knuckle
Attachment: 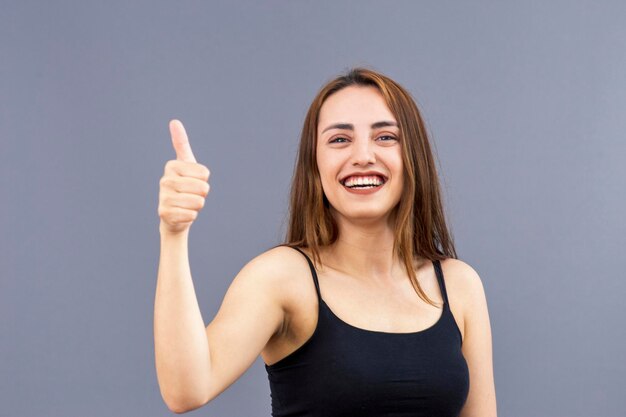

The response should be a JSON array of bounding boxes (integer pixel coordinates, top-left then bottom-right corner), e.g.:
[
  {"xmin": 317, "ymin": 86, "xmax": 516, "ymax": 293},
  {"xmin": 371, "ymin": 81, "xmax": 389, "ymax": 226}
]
[
  {"xmin": 165, "ymin": 195, "xmax": 176, "ymax": 206},
  {"xmin": 198, "ymin": 165, "xmax": 210, "ymax": 179},
  {"xmin": 173, "ymin": 211, "xmax": 183, "ymax": 222},
  {"xmin": 164, "ymin": 160, "xmax": 176, "ymax": 172},
  {"xmin": 161, "ymin": 176, "xmax": 172, "ymax": 186}
]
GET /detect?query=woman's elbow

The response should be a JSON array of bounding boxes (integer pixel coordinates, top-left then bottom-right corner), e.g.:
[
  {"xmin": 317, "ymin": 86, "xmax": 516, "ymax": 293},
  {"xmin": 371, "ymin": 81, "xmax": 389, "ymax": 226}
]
[{"xmin": 162, "ymin": 391, "xmax": 210, "ymax": 414}]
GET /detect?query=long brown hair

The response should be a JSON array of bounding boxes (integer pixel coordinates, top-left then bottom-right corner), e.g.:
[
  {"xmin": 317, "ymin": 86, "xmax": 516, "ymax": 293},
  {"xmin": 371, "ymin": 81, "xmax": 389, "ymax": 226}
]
[{"xmin": 282, "ymin": 67, "xmax": 457, "ymax": 306}]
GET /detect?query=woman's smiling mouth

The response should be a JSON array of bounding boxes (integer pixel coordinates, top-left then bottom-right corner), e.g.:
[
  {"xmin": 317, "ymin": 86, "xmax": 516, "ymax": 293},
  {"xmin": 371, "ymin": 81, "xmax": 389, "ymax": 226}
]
[{"xmin": 340, "ymin": 175, "xmax": 387, "ymax": 194}]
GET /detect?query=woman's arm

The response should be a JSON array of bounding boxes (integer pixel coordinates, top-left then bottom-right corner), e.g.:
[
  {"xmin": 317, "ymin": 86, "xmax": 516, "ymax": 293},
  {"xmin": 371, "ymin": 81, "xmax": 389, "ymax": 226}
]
[
  {"xmin": 154, "ymin": 227, "xmax": 212, "ymax": 413},
  {"xmin": 447, "ymin": 260, "xmax": 498, "ymax": 417},
  {"xmin": 154, "ymin": 236, "xmax": 289, "ymax": 413},
  {"xmin": 155, "ymin": 120, "xmax": 288, "ymax": 413}
]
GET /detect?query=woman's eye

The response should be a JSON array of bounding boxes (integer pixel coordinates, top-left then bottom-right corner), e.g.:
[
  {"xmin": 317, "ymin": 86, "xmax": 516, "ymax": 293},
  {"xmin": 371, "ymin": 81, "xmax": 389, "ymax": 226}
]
[{"xmin": 329, "ymin": 135, "xmax": 397, "ymax": 144}]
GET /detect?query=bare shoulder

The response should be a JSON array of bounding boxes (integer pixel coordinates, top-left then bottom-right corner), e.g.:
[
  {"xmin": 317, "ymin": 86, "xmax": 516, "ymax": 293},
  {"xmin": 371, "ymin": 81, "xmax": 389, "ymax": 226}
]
[
  {"xmin": 244, "ymin": 245, "xmax": 309, "ymax": 279},
  {"xmin": 243, "ymin": 245, "xmax": 304, "ymax": 275},
  {"xmin": 240, "ymin": 245, "xmax": 312, "ymax": 310},
  {"xmin": 439, "ymin": 258, "xmax": 485, "ymax": 292},
  {"xmin": 439, "ymin": 258, "xmax": 489, "ymax": 324}
]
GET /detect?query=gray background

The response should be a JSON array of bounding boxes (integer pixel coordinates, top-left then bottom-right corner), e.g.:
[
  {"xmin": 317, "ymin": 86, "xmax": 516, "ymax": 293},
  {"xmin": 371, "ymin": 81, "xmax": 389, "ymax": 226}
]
[{"xmin": 1, "ymin": 1, "xmax": 625, "ymax": 416}]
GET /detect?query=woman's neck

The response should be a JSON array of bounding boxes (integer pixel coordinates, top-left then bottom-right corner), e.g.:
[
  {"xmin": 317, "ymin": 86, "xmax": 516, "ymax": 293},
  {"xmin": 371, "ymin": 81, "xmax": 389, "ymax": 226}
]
[{"xmin": 321, "ymin": 212, "xmax": 404, "ymax": 283}]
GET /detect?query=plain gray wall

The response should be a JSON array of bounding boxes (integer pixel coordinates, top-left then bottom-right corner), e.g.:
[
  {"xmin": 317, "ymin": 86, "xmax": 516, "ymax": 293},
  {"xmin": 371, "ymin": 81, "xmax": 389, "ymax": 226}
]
[{"xmin": 2, "ymin": 1, "xmax": 625, "ymax": 416}]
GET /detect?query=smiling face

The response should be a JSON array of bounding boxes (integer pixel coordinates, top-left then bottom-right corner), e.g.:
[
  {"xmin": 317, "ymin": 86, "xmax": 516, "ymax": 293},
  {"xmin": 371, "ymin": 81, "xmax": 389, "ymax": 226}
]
[{"xmin": 316, "ymin": 85, "xmax": 404, "ymax": 225}]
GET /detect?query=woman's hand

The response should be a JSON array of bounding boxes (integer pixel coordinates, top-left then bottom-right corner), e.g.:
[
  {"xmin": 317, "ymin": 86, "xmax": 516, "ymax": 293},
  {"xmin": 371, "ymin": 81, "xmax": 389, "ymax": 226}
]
[{"xmin": 158, "ymin": 120, "xmax": 210, "ymax": 235}]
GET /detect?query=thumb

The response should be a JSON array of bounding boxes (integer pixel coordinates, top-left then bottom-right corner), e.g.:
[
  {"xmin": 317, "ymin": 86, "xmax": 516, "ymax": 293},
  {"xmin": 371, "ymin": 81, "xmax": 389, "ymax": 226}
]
[{"xmin": 169, "ymin": 119, "xmax": 197, "ymax": 163}]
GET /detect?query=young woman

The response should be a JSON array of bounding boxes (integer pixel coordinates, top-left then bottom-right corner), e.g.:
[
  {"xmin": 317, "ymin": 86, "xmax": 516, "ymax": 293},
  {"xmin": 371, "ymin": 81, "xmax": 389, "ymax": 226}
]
[{"xmin": 155, "ymin": 68, "xmax": 497, "ymax": 416}]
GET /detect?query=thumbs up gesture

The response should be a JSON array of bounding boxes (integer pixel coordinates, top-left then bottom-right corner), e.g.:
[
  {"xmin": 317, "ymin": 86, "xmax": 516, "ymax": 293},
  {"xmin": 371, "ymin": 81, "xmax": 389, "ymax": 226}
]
[{"xmin": 158, "ymin": 120, "xmax": 211, "ymax": 235}]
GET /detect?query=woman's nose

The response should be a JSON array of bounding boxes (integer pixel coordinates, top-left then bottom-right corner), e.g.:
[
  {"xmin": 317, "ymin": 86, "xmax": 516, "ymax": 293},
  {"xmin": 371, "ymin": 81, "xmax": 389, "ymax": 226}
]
[{"xmin": 351, "ymin": 137, "xmax": 376, "ymax": 166}]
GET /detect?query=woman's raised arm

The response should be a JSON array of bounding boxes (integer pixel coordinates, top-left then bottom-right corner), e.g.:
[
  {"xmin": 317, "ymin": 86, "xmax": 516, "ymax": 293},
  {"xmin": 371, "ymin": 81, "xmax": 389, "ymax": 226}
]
[{"xmin": 154, "ymin": 120, "xmax": 287, "ymax": 413}]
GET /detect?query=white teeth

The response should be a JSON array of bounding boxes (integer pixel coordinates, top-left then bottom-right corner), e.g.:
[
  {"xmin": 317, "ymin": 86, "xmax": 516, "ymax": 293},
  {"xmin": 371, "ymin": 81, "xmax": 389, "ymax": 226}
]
[{"xmin": 343, "ymin": 175, "xmax": 384, "ymax": 187}]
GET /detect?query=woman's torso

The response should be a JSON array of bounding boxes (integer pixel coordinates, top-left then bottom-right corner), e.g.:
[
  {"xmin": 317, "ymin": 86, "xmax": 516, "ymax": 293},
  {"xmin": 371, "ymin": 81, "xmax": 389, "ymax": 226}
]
[
  {"xmin": 262, "ymin": 245, "xmax": 469, "ymax": 416},
  {"xmin": 261, "ymin": 246, "xmax": 465, "ymax": 366}
]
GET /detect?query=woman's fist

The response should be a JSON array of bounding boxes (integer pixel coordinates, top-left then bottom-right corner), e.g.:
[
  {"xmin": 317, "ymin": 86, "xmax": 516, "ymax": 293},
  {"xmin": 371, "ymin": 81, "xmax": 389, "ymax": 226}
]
[{"xmin": 158, "ymin": 120, "xmax": 210, "ymax": 235}]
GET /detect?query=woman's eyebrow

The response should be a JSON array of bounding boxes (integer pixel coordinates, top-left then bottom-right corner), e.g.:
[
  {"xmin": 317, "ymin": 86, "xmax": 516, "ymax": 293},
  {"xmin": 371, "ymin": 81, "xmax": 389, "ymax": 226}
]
[{"xmin": 321, "ymin": 121, "xmax": 398, "ymax": 134}]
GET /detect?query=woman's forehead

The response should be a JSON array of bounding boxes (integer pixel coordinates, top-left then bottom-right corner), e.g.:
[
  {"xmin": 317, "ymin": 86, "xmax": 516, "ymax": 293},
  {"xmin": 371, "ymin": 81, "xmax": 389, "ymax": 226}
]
[{"xmin": 318, "ymin": 86, "xmax": 396, "ymax": 130}]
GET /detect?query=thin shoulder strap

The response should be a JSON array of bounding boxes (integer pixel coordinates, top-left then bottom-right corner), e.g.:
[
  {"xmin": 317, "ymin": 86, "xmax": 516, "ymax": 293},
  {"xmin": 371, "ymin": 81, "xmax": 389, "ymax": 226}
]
[
  {"xmin": 432, "ymin": 259, "xmax": 450, "ymax": 306},
  {"xmin": 288, "ymin": 246, "xmax": 322, "ymax": 301}
]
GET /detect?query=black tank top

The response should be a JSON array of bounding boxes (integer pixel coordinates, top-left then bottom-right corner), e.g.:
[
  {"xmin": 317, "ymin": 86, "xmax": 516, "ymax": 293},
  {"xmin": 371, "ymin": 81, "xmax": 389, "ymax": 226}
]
[{"xmin": 265, "ymin": 246, "xmax": 469, "ymax": 417}]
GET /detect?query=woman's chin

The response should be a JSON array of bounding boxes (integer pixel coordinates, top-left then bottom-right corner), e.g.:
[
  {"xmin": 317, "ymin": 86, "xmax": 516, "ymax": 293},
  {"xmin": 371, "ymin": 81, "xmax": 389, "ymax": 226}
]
[{"xmin": 333, "ymin": 208, "xmax": 394, "ymax": 225}]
